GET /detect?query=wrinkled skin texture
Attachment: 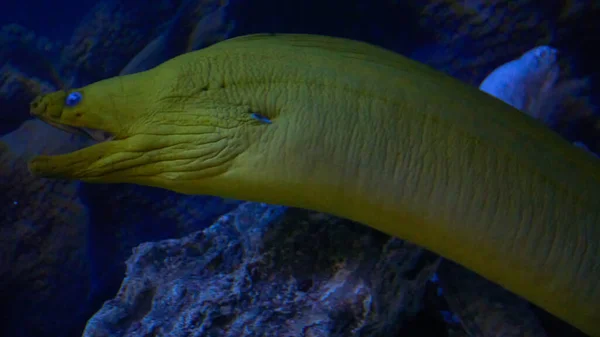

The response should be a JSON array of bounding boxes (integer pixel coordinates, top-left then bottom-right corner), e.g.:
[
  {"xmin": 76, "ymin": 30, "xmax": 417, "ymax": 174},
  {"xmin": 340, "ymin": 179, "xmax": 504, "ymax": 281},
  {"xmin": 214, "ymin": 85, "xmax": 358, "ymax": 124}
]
[
  {"xmin": 28, "ymin": 64, "xmax": 255, "ymax": 195},
  {"xmin": 27, "ymin": 34, "xmax": 600, "ymax": 336}
]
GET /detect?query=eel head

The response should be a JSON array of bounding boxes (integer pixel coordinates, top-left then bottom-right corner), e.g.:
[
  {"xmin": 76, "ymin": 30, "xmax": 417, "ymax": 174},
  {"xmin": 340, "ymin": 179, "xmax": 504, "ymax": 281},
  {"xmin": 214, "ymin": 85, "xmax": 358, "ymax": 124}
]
[{"xmin": 26, "ymin": 75, "xmax": 261, "ymax": 190}]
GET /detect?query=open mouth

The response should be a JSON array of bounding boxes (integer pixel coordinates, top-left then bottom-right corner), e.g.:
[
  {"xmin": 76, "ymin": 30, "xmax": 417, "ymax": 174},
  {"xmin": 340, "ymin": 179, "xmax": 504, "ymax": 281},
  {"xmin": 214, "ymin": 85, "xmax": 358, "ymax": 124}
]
[
  {"xmin": 29, "ymin": 92, "xmax": 116, "ymax": 143},
  {"xmin": 39, "ymin": 117, "xmax": 115, "ymax": 142}
]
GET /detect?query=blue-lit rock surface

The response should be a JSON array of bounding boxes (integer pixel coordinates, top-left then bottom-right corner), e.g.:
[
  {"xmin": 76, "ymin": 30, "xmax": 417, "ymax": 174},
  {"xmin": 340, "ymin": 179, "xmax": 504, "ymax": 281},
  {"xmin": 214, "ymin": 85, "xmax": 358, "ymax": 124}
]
[{"xmin": 83, "ymin": 203, "xmax": 441, "ymax": 337}]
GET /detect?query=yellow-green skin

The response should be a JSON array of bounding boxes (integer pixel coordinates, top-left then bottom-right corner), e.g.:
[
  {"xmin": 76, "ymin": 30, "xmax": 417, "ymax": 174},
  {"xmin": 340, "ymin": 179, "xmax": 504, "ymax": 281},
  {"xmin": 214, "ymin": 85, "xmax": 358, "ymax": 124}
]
[{"xmin": 28, "ymin": 34, "xmax": 600, "ymax": 336}]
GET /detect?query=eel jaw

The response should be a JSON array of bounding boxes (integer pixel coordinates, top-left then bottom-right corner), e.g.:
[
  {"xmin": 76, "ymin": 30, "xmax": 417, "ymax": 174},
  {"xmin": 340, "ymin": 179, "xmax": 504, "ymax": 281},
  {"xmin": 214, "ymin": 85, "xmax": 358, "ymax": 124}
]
[
  {"xmin": 38, "ymin": 115, "xmax": 115, "ymax": 143},
  {"xmin": 27, "ymin": 92, "xmax": 120, "ymax": 180},
  {"xmin": 28, "ymin": 139, "xmax": 125, "ymax": 181},
  {"xmin": 28, "ymin": 119, "xmax": 118, "ymax": 180}
]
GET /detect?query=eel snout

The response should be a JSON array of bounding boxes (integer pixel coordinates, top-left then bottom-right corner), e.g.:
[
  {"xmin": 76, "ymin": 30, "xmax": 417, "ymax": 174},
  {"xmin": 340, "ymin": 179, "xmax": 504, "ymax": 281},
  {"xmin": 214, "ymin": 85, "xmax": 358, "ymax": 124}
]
[
  {"xmin": 30, "ymin": 93, "xmax": 114, "ymax": 142},
  {"xmin": 30, "ymin": 92, "xmax": 64, "ymax": 119}
]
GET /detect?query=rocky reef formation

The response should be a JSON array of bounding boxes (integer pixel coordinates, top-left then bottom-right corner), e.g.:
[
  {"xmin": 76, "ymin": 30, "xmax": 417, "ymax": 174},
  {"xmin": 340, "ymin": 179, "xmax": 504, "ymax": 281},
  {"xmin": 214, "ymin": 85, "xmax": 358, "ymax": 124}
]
[
  {"xmin": 0, "ymin": 25, "xmax": 62, "ymax": 134},
  {"xmin": 82, "ymin": 203, "xmax": 441, "ymax": 337},
  {"xmin": 0, "ymin": 120, "xmax": 94, "ymax": 337}
]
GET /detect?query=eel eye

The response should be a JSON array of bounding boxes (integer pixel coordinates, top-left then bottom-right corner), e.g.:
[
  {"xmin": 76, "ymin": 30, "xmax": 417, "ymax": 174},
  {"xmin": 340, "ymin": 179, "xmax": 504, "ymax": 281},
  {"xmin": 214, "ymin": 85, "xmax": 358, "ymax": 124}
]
[{"xmin": 65, "ymin": 92, "xmax": 83, "ymax": 107}]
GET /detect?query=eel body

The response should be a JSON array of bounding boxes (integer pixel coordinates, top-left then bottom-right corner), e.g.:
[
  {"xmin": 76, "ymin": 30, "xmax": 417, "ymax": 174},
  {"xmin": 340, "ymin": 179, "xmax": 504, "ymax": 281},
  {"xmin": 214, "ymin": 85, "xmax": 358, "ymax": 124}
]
[{"xmin": 27, "ymin": 34, "xmax": 599, "ymax": 336}]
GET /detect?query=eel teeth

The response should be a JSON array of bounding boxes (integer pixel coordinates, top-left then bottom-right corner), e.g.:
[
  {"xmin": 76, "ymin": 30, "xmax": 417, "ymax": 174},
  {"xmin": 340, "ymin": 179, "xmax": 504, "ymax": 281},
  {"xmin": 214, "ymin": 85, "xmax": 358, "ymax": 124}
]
[
  {"xmin": 41, "ymin": 118, "xmax": 114, "ymax": 142},
  {"xmin": 81, "ymin": 127, "xmax": 115, "ymax": 142}
]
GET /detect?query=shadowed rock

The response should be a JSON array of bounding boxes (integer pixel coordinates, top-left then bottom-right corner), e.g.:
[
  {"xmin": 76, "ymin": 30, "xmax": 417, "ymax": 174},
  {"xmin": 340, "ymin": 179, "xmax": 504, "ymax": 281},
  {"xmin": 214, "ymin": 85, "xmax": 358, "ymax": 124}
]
[
  {"xmin": 83, "ymin": 203, "xmax": 440, "ymax": 337},
  {"xmin": 0, "ymin": 120, "xmax": 94, "ymax": 337}
]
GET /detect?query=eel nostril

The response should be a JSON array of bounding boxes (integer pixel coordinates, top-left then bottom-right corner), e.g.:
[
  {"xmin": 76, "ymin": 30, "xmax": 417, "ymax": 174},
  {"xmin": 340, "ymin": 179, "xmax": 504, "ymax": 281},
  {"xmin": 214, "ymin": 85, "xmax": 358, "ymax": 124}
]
[
  {"xmin": 30, "ymin": 96, "xmax": 42, "ymax": 109},
  {"xmin": 29, "ymin": 96, "xmax": 46, "ymax": 116}
]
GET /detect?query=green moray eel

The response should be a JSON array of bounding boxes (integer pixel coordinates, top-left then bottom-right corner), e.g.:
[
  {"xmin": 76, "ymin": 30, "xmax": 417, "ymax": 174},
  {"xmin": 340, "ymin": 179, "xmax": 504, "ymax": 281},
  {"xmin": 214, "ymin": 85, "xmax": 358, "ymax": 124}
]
[{"xmin": 27, "ymin": 34, "xmax": 599, "ymax": 336}]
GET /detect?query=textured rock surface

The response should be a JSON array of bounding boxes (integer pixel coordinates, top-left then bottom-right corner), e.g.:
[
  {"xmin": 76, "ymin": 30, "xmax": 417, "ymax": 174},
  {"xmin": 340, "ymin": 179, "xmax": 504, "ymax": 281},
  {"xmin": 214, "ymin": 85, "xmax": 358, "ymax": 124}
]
[
  {"xmin": 59, "ymin": 0, "xmax": 236, "ymax": 87},
  {"xmin": 118, "ymin": 0, "xmax": 236, "ymax": 76},
  {"xmin": 409, "ymin": 0, "xmax": 562, "ymax": 86},
  {"xmin": 479, "ymin": 46, "xmax": 561, "ymax": 113},
  {"xmin": 436, "ymin": 261, "xmax": 548, "ymax": 337},
  {"xmin": 0, "ymin": 63, "xmax": 56, "ymax": 134},
  {"xmin": 479, "ymin": 45, "xmax": 594, "ymax": 138},
  {"xmin": 59, "ymin": 0, "xmax": 184, "ymax": 87},
  {"xmin": 0, "ymin": 120, "xmax": 94, "ymax": 337},
  {"xmin": 83, "ymin": 203, "xmax": 441, "ymax": 337},
  {"xmin": 80, "ymin": 183, "xmax": 241, "ymax": 307},
  {"xmin": 0, "ymin": 24, "xmax": 62, "ymax": 135}
]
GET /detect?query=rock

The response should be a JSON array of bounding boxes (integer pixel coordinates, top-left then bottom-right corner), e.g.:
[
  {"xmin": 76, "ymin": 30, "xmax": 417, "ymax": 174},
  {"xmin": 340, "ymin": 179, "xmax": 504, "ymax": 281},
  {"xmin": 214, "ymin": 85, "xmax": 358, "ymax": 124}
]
[
  {"xmin": 436, "ymin": 261, "xmax": 547, "ymax": 337},
  {"xmin": 479, "ymin": 46, "xmax": 560, "ymax": 113},
  {"xmin": 0, "ymin": 24, "xmax": 63, "ymax": 135},
  {"xmin": 0, "ymin": 120, "xmax": 95, "ymax": 337},
  {"xmin": 83, "ymin": 203, "xmax": 441, "ymax": 337},
  {"xmin": 79, "ymin": 182, "xmax": 241, "ymax": 308},
  {"xmin": 409, "ymin": 0, "xmax": 557, "ymax": 86},
  {"xmin": 118, "ymin": 0, "xmax": 235, "ymax": 76},
  {"xmin": 59, "ymin": 0, "xmax": 184, "ymax": 87},
  {"xmin": 0, "ymin": 64, "xmax": 57, "ymax": 135},
  {"xmin": 479, "ymin": 45, "xmax": 597, "ymax": 154}
]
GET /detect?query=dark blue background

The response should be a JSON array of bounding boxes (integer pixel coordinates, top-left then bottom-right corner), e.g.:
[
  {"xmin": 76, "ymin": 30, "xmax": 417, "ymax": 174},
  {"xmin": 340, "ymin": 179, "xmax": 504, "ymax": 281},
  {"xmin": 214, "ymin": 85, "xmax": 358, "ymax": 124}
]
[{"xmin": 1, "ymin": 0, "xmax": 98, "ymax": 40}]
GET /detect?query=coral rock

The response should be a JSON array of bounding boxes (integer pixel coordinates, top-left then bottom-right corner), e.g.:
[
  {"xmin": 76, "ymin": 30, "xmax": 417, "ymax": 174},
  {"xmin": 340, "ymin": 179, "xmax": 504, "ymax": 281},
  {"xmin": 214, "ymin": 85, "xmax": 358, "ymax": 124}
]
[{"xmin": 83, "ymin": 203, "xmax": 440, "ymax": 337}]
